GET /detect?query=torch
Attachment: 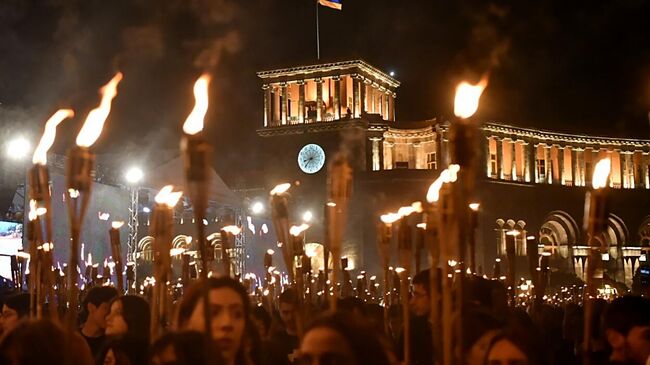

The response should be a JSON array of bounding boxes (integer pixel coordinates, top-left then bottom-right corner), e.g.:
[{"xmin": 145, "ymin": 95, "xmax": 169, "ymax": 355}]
[
  {"xmin": 379, "ymin": 212, "xmax": 400, "ymax": 334},
  {"xmin": 290, "ymin": 223, "xmax": 309, "ymax": 339},
  {"xmin": 31, "ymin": 109, "xmax": 74, "ymax": 320},
  {"xmin": 326, "ymin": 153, "xmax": 353, "ymax": 310},
  {"xmin": 109, "ymin": 221, "xmax": 125, "ymax": 294},
  {"xmin": 220, "ymin": 225, "xmax": 242, "ymax": 277},
  {"xmin": 264, "ymin": 249, "xmax": 274, "ymax": 287},
  {"xmin": 468, "ymin": 203, "xmax": 480, "ymax": 274},
  {"xmin": 505, "ymin": 230, "xmax": 520, "ymax": 306},
  {"xmin": 150, "ymin": 185, "xmax": 183, "ymax": 340},
  {"xmin": 582, "ymin": 158, "xmax": 611, "ymax": 365},
  {"xmin": 270, "ymin": 183, "xmax": 292, "ymax": 281},
  {"xmin": 415, "ymin": 223, "xmax": 426, "ymax": 275},
  {"xmin": 398, "ymin": 203, "xmax": 420, "ymax": 365},
  {"xmin": 66, "ymin": 72, "xmax": 122, "ymax": 329}
]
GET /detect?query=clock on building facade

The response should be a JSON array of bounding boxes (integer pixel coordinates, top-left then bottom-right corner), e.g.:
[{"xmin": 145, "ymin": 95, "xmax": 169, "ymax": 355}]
[{"xmin": 297, "ymin": 144, "xmax": 326, "ymax": 174}]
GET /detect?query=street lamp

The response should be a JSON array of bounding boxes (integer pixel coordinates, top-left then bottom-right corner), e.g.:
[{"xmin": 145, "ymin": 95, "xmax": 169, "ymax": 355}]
[{"xmin": 6, "ymin": 137, "xmax": 31, "ymax": 160}]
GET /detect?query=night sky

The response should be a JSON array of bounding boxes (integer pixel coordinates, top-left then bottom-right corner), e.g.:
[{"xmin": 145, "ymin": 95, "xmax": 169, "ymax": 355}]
[{"xmin": 1, "ymin": 0, "xmax": 649, "ymax": 185}]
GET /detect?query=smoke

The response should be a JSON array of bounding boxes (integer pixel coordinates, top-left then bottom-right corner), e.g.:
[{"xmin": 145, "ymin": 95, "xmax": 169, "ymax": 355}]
[{"xmin": 193, "ymin": 30, "xmax": 241, "ymax": 70}]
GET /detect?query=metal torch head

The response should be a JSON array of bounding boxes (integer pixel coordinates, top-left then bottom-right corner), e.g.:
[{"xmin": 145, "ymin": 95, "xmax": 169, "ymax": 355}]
[
  {"xmin": 181, "ymin": 134, "xmax": 213, "ymax": 184},
  {"xmin": 66, "ymin": 146, "xmax": 95, "ymax": 193},
  {"xmin": 28, "ymin": 164, "xmax": 50, "ymax": 202}
]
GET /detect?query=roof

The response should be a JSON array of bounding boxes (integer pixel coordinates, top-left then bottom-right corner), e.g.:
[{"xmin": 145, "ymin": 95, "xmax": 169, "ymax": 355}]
[{"xmin": 257, "ymin": 60, "xmax": 400, "ymax": 88}]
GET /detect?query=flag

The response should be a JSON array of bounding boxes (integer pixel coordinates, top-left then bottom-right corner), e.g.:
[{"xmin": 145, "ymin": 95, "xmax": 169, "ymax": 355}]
[{"xmin": 319, "ymin": 0, "xmax": 342, "ymax": 10}]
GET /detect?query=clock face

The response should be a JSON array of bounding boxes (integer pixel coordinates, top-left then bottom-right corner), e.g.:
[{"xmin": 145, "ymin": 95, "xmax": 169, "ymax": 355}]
[{"xmin": 298, "ymin": 144, "xmax": 326, "ymax": 174}]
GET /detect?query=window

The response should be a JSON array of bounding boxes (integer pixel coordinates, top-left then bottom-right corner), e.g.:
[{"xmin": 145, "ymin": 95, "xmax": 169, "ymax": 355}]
[
  {"xmin": 395, "ymin": 161, "xmax": 409, "ymax": 169},
  {"xmin": 537, "ymin": 159, "xmax": 546, "ymax": 181},
  {"xmin": 427, "ymin": 152, "xmax": 437, "ymax": 170}
]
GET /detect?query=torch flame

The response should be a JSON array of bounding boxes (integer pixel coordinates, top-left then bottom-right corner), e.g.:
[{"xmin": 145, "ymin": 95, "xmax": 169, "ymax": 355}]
[
  {"xmin": 33, "ymin": 109, "xmax": 74, "ymax": 165},
  {"xmin": 266, "ymin": 249, "xmax": 275, "ymax": 255},
  {"xmin": 170, "ymin": 248, "xmax": 186, "ymax": 256},
  {"xmin": 76, "ymin": 72, "xmax": 123, "ymax": 147},
  {"xmin": 182, "ymin": 74, "xmax": 211, "ymax": 135},
  {"xmin": 222, "ymin": 225, "xmax": 242, "ymax": 235},
  {"xmin": 453, "ymin": 78, "xmax": 488, "ymax": 119},
  {"xmin": 469, "ymin": 203, "xmax": 480, "ymax": 211},
  {"xmin": 398, "ymin": 205, "xmax": 417, "ymax": 217},
  {"xmin": 111, "ymin": 221, "xmax": 124, "ymax": 229},
  {"xmin": 270, "ymin": 183, "xmax": 291, "ymax": 195},
  {"xmin": 289, "ymin": 223, "xmax": 310, "ymax": 236},
  {"xmin": 154, "ymin": 185, "xmax": 183, "ymax": 208},
  {"xmin": 416, "ymin": 223, "xmax": 427, "ymax": 229},
  {"xmin": 380, "ymin": 212, "xmax": 401, "ymax": 225},
  {"xmin": 592, "ymin": 158, "xmax": 611, "ymax": 190},
  {"xmin": 426, "ymin": 164, "xmax": 461, "ymax": 203},
  {"xmin": 28, "ymin": 200, "xmax": 38, "ymax": 221}
]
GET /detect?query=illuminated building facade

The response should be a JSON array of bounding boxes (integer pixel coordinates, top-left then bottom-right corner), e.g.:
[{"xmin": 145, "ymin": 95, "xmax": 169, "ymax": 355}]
[{"xmin": 257, "ymin": 60, "xmax": 650, "ymax": 287}]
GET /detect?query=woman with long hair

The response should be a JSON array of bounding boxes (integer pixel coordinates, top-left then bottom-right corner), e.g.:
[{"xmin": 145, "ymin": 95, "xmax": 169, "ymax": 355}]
[
  {"xmin": 97, "ymin": 295, "xmax": 151, "ymax": 365},
  {"xmin": 176, "ymin": 277, "xmax": 256, "ymax": 365}
]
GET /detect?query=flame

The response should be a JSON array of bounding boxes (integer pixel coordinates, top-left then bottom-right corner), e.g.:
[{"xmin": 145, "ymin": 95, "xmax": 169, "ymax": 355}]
[
  {"xmin": 398, "ymin": 206, "xmax": 416, "ymax": 217},
  {"xmin": 326, "ymin": 201, "xmax": 337, "ymax": 207},
  {"xmin": 28, "ymin": 200, "xmax": 38, "ymax": 221},
  {"xmin": 380, "ymin": 212, "xmax": 401, "ymax": 224},
  {"xmin": 182, "ymin": 74, "xmax": 211, "ymax": 135},
  {"xmin": 185, "ymin": 236, "xmax": 193, "ymax": 244},
  {"xmin": 394, "ymin": 267, "xmax": 406, "ymax": 274},
  {"xmin": 222, "ymin": 225, "xmax": 242, "ymax": 235},
  {"xmin": 76, "ymin": 72, "xmax": 123, "ymax": 147},
  {"xmin": 154, "ymin": 185, "xmax": 183, "ymax": 208},
  {"xmin": 98, "ymin": 212, "xmax": 110, "ymax": 221},
  {"xmin": 592, "ymin": 158, "xmax": 611, "ymax": 189},
  {"xmin": 111, "ymin": 221, "xmax": 124, "ymax": 229},
  {"xmin": 453, "ymin": 78, "xmax": 488, "ymax": 119},
  {"xmin": 469, "ymin": 203, "xmax": 480, "ymax": 211},
  {"xmin": 289, "ymin": 223, "xmax": 310, "ymax": 236},
  {"xmin": 68, "ymin": 189, "xmax": 80, "ymax": 198},
  {"xmin": 266, "ymin": 249, "xmax": 275, "ymax": 255},
  {"xmin": 261, "ymin": 224, "xmax": 269, "ymax": 234},
  {"xmin": 426, "ymin": 164, "xmax": 461, "ymax": 203},
  {"xmin": 416, "ymin": 223, "xmax": 427, "ymax": 229},
  {"xmin": 32, "ymin": 109, "xmax": 74, "ymax": 165},
  {"xmin": 16, "ymin": 252, "xmax": 30, "ymax": 259},
  {"xmin": 270, "ymin": 183, "xmax": 291, "ymax": 195}
]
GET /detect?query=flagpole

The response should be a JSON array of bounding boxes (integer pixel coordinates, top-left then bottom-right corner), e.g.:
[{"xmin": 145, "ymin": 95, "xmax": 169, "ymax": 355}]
[{"xmin": 316, "ymin": 0, "xmax": 320, "ymax": 60}]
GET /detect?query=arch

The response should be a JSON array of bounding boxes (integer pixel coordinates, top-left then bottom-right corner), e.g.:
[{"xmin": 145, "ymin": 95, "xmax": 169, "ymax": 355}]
[
  {"xmin": 136, "ymin": 236, "xmax": 154, "ymax": 261},
  {"xmin": 539, "ymin": 210, "xmax": 579, "ymax": 258},
  {"xmin": 172, "ymin": 235, "xmax": 191, "ymax": 249},
  {"xmin": 639, "ymin": 215, "xmax": 650, "ymax": 247},
  {"xmin": 137, "ymin": 236, "xmax": 154, "ymax": 251},
  {"xmin": 605, "ymin": 214, "xmax": 629, "ymax": 247}
]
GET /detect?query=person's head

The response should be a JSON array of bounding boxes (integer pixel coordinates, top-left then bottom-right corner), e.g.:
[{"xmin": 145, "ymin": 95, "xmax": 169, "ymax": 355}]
[
  {"xmin": 298, "ymin": 311, "xmax": 391, "ymax": 365},
  {"xmin": 464, "ymin": 309, "xmax": 502, "ymax": 365},
  {"xmin": 250, "ymin": 306, "xmax": 271, "ymax": 340},
  {"xmin": 81, "ymin": 286, "xmax": 118, "ymax": 330},
  {"xmin": 176, "ymin": 277, "xmax": 250, "ymax": 365},
  {"xmin": 97, "ymin": 335, "xmax": 149, "ymax": 365},
  {"xmin": 278, "ymin": 288, "xmax": 298, "ymax": 332},
  {"xmin": 150, "ymin": 331, "xmax": 222, "ymax": 365},
  {"xmin": 484, "ymin": 331, "xmax": 538, "ymax": 365},
  {"xmin": 410, "ymin": 269, "xmax": 430, "ymax": 316},
  {"xmin": 105, "ymin": 295, "xmax": 150, "ymax": 341},
  {"xmin": 0, "ymin": 319, "xmax": 92, "ymax": 365},
  {"xmin": 0, "ymin": 293, "xmax": 30, "ymax": 334},
  {"xmin": 603, "ymin": 296, "xmax": 650, "ymax": 365}
]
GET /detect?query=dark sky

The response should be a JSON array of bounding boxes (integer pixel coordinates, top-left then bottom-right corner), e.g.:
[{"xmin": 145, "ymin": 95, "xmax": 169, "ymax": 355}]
[{"xmin": 1, "ymin": 0, "xmax": 649, "ymax": 184}]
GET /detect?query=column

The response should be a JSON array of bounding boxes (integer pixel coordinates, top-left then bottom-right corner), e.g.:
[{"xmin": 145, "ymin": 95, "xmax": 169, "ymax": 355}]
[
  {"xmin": 571, "ymin": 148, "xmax": 578, "ymax": 186},
  {"xmin": 262, "ymin": 84, "xmax": 270, "ymax": 127},
  {"xmin": 273, "ymin": 87, "xmax": 281, "ymax": 124},
  {"xmin": 379, "ymin": 136, "xmax": 385, "ymax": 170},
  {"xmin": 496, "ymin": 137, "xmax": 503, "ymax": 179},
  {"xmin": 280, "ymin": 83, "xmax": 287, "ymax": 125},
  {"xmin": 502, "ymin": 138, "xmax": 512, "ymax": 180},
  {"xmin": 390, "ymin": 94, "xmax": 396, "ymax": 121},
  {"xmin": 384, "ymin": 92, "xmax": 389, "ymax": 120},
  {"xmin": 643, "ymin": 152, "xmax": 649, "ymax": 189},
  {"xmin": 508, "ymin": 138, "xmax": 515, "ymax": 180},
  {"xmin": 485, "ymin": 136, "xmax": 492, "ymax": 177},
  {"xmin": 437, "ymin": 131, "xmax": 444, "ymax": 171},
  {"xmin": 353, "ymin": 76, "xmax": 360, "ymax": 118},
  {"xmin": 558, "ymin": 145, "xmax": 564, "ymax": 185},
  {"xmin": 369, "ymin": 84, "xmax": 376, "ymax": 113},
  {"xmin": 522, "ymin": 141, "xmax": 535, "ymax": 182},
  {"xmin": 316, "ymin": 78, "xmax": 323, "ymax": 122},
  {"xmin": 634, "ymin": 151, "xmax": 643, "ymax": 188},
  {"xmin": 627, "ymin": 152, "xmax": 635, "ymax": 188},
  {"xmin": 410, "ymin": 143, "xmax": 419, "ymax": 169},
  {"xmin": 360, "ymin": 80, "xmax": 367, "ymax": 115},
  {"xmin": 333, "ymin": 76, "xmax": 341, "ymax": 120},
  {"xmin": 298, "ymin": 81, "xmax": 305, "ymax": 124}
]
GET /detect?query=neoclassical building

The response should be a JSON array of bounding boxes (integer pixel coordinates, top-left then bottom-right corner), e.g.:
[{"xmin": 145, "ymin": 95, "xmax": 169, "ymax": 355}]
[{"xmin": 255, "ymin": 60, "xmax": 650, "ymax": 288}]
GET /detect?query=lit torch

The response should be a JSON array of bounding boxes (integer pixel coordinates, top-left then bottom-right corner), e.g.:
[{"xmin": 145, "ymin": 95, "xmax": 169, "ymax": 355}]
[
  {"xmin": 290, "ymin": 223, "xmax": 310, "ymax": 339},
  {"xmin": 379, "ymin": 212, "xmax": 400, "ymax": 335},
  {"xmin": 220, "ymin": 225, "xmax": 242, "ymax": 278},
  {"xmin": 269, "ymin": 183, "xmax": 292, "ymax": 281},
  {"xmin": 110, "ymin": 221, "xmax": 125, "ymax": 294},
  {"xmin": 582, "ymin": 158, "xmax": 611, "ymax": 364},
  {"xmin": 66, "ymin": 72, "xmax": 122, "ymax": 329},
  {"xmin": 150, "ymin": 185, "xmax": 183, "ymax": 339}
]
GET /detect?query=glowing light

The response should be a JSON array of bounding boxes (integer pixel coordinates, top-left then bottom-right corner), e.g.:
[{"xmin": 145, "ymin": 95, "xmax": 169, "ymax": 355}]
[
  {"xmin": 32, "ymin": 109, "xmax": 74, "ymax": 165},
  {"xmin": 394, "ymin": 267, "xmax": 406, "ymax": 274},
  {"xmin": 142, "ymin": 207, "xmax": 151, "ymax": 213},
  {"xmin": 251, "ymin": 201, "xmax": 264, "ymax": 214},
  {"xmin": 266, "ymin": 249, "xmax": 275, "ymax": 255},
  {"xmin": 182, "ymin": 74, "xmax": 211, "ymax": 135},
  {"xmin": 6, "ymin": 137, "xmax": 31, "ymax": 160},
  {"xmin": 76, "ymin": 72, "xmax": 123, "ymax": 147},
  {"xmin": 222, "ymin": 225, "xmax": 242, "ymax": 235},
  {"xmin": 302, "ymin": 210, "xmax": 313, "ymax": 222},
  {"xmin": 416, "ymin": 223, "xmax": 427, "ymax": 229},
  {"xmin": 270, "ymin": 183, "xmax": 291, "ymax": 195},
  {"xmin": 125, "ymin": 167, "xmax": 144, "ymax": 184},
  {"xmin": 453, "ymin": 78, "xmax": 488, "ymax": 119},
  {"xmin": 506, "ymin": 230, "xmax": 520, "ymax": 236},
  {"xmin": 326, "ymin": 202, "xmax": 336, "ymax": 207},
  {"xmin": 448, "ymin": 260, "xmax": 458, "ymax": 267},
  {"xmin": 261, "ymin": 224, "xmax": 269, "ymax": 234},
  {"xmin": 98, "ymin": 212, "xmax": 110, "ymax": 221},
  {"xmin": 380, "ymin": 212, "xmax": 401, "ymax": 224},
  {"xmin": 592, "ymin": 158, "xmax": 611, "ymax": 189},
  {"xmin": 154, "ymin": 185, "xmax": 183, "ymax": 208},
  {"xmin": 469, "ymin": 203, "xmax": 480, "ymax": 211},
  {"xmin": 112, "ymin": 221, "xmax": 124, "ymax": 229},
  {"xmin": 289, "ymin": 224, "xmax": 309, "ymax": 236},
  {"xmin": 170, "ymin": 248, "xmax": 186, "ymax": 256}
]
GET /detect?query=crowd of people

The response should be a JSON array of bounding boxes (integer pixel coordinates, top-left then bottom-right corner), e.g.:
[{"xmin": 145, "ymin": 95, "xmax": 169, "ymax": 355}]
[{"xmin": 0, "ymin": 269, "xmax": 649, "ymax": 365}]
